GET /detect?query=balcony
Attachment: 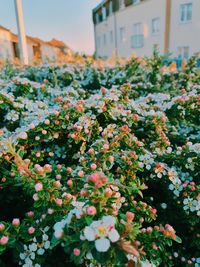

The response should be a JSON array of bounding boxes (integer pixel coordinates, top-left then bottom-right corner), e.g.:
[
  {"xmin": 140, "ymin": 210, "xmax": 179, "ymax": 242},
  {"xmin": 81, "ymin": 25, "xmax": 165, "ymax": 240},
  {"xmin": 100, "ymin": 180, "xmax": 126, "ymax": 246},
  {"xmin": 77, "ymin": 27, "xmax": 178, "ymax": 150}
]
[{"xmin": 131, "ymin": 34, "xmax": 144, "ymax": 48}]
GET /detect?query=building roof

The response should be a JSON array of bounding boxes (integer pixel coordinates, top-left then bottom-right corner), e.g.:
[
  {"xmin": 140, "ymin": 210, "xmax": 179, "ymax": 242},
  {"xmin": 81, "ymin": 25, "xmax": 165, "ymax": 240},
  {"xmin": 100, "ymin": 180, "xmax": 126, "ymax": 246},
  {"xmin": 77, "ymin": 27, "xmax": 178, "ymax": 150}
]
[
  {"xmin": 93, "ymin": 0, "xmax": 108, "ymax": 13},
  {"xmin": 0, "ymin": 25, "xmax": 10, "ymax": 32},
  {"xmin": 0, "ymin": 24, "xmax": 70, "ymax": 50},
  {"xmin": 47, "ymin": 38, "xmax": 69, "ymax": 49}
]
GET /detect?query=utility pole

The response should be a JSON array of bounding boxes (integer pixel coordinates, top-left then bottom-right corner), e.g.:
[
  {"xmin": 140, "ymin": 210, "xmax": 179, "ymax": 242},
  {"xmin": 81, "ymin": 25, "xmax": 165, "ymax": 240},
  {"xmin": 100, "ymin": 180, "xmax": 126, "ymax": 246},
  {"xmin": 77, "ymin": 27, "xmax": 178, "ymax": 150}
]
[{"xmin": 14, "ymin": 0, "xmax": 28, "ymax": 65}]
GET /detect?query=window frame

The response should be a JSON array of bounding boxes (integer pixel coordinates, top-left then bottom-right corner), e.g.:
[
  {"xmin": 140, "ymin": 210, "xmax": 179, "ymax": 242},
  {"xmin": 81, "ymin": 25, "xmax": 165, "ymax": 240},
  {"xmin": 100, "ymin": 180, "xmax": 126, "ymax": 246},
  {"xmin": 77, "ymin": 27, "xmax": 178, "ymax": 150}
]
[
  {"xmin": 152, "ymin": 17, "xmax": 160, "ymax": 35},
  {"xmin": 180, "ymin": 3, "xmax": 192, "ymax": 23},
  {"xmin": 119, "ymin": 27, "xmax": 126, "ymax": 42},
  {"xmin": 131, "ymin": 22, "xmax": 144, "ymax": 48},
  {"xmin": 177, "ymin": 46, "xmax": 190, "ymax": 59}
]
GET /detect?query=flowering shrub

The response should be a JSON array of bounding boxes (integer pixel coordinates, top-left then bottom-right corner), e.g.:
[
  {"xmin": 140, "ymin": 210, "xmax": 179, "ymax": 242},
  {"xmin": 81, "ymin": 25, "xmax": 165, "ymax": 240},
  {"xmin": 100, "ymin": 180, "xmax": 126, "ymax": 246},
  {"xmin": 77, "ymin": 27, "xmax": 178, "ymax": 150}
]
[{"xmin": 0, "ymin": 54, "xmax": 199, "ymax": 267}]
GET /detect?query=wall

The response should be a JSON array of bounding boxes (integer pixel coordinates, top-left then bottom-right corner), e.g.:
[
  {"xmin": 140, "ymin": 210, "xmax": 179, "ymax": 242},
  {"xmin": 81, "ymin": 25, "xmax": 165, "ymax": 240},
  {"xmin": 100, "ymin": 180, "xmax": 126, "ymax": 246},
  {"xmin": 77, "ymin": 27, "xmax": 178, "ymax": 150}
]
[
  {"xmin": 95, "ymin": 13, "xmax": 116, "ymax": 58},
  {"xmin": 0, "ymin": 29, "xmax": 14, "ymax": 61},
  {"xmin": 40, "ymin": 44, "xmax": 57, "ymax": 62},
  {"xmin": 169, "ymin": 0, "xmax": 200, "ymax": 57},
  {"xmin": 95, "ymin": 0, "xmax": 167, "ymax": 58}
]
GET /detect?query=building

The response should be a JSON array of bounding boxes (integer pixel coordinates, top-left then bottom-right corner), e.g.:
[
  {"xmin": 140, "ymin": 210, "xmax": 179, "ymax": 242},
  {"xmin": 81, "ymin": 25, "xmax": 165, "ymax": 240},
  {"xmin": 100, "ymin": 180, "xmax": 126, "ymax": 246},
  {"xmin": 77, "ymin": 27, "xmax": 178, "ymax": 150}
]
[
  {"xmin": 0, "ymin": 25, "xmax": 71, "ymax": 63},
  {"xmin": 93, "ymin": 0, "xmax": 200, "ymax": 59}
]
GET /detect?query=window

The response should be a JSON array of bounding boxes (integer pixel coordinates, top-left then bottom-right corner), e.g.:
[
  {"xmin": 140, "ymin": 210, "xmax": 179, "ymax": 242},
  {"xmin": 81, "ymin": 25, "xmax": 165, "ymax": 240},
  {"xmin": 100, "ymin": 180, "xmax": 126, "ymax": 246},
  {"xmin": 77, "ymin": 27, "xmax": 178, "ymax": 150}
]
[
  {"xmin": 102, "ymin": 7, "xmax": 106, "ymax": 21},
  {"xmin": 103, "ymin": 34, "xmax": 107, "ymax": 45},
  {"xmin": 133, "ymin": 0, "xmax": 140, "ymax": 4},
  {"xmin": 131, "ymin": 23, "xmax": 144, "ymax": 48},
  {"xmin": 119, "ymin": 27, "xmax": 126, "ymax": 42},
  {"xmin": 119, "ymin": 0, "xmax": 125, "ymax": 10},
  {"xmin": 152, "ymin": 17, "xmax": 160, "ymax": 34},
  {"xmin": 109, "ymin": 1, "xmax": 113, "ymax": 15},
  {"xmin": 96, "ymin": 13, "xmax": 99, "ymax": 24},
  {"xmin": 33, "ymin": 45, "xmax": 41, "ymax": 59},
  {"xmin": 180, "ymin": 3, "xmax": 192, "ymax": 22},
  {"xmin": 97, "ymin": 37, "xmax": 101, "ymax": 48},
  {"xmin": 177, "ymin": 46, "xmax": 189, "ymax": 59},
  {"xmin": 12, "ymin": 42, "xmax": 19, "ymax": 59},
  {"xmin": 110, "ymin": 30, "xmax": 113, "ymax": 43}
]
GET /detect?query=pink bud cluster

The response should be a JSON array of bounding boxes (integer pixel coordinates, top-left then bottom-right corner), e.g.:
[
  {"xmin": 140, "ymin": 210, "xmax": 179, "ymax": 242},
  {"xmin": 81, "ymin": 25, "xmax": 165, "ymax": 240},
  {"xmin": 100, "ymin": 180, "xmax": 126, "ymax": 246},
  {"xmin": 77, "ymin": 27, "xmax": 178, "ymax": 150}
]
[{"xmin": 86, "ymin": 172, "xmax": 108, "ymax": 188}]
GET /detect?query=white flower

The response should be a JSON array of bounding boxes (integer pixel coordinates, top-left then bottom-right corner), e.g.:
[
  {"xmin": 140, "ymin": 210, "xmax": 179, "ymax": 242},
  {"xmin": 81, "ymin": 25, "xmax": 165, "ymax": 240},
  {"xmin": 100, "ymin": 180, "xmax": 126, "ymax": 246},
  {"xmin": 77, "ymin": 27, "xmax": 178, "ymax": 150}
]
[
  {"xmin": 95, "ymin": 238, "xmax": 110, "ymax": 252},
  {"xmin": 102, "ymin": 215, "xmax": 116, "ymax": 227},
  {"xmin": 108, "ymin": 229, "xmax": 120, "ymax": 242},
  {"xmin": 44, "ymin": 240, "xmax": 50, "ymax": 249},
  {"xmin": 37, "ymin": 248, "xmax": 45, "ymax": 255},
  {"xmin": 42, "ymin": 234, "xmax": 48, "ymax": 241},
  {"xmin": 29, "ymin": 243, "xmax": 37, "ymax": 252},
  {"xmin": 18, "ymin": 132, "xmax": 28, "ymax": 140},
  {"xmin": 83, "ymin": 216, "xmax": 120, "ymax": 252},
  {"xmin": 84, "ymin": 227, "xmax": 95, "ymax": 241},
  {"xmin": 20, "ymin": 253, "xmax": 26, "ymax": 260}
]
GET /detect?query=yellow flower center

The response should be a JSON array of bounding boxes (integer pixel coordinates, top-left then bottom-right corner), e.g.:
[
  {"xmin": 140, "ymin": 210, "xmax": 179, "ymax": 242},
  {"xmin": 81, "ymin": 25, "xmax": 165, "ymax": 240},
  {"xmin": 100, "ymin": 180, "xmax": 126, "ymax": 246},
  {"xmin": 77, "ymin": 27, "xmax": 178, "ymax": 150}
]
[{"xmin": 97, "ymin": 226, "xmax": 107, "ymax": 236}]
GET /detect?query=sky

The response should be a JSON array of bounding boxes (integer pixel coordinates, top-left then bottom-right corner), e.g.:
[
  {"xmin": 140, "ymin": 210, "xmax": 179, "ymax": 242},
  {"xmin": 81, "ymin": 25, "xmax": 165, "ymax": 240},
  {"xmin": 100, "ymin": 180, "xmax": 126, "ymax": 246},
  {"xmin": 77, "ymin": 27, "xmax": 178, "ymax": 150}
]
[{"xmin": 0, "ymin": 0, "xmax": 102, "ymax": 54}]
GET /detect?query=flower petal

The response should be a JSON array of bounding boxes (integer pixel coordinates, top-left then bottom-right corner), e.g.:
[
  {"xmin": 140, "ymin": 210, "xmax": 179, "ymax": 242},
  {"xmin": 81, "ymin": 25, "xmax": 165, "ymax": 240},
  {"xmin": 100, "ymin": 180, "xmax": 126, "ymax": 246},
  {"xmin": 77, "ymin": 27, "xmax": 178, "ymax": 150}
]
[
  {"xmin": 108, "ymin": 229, "xmax": 120, "ymax": 243},
  {"xmin": 84, "ymin": 226, "xmax": 95, "ymax": 241},
  {"xmin": 95, "ymin": 238, "xmax": 110, "ymax": 252},
  {"xmin": 102, "ymin": 216, "xmax": 116, "ymax": 227}
]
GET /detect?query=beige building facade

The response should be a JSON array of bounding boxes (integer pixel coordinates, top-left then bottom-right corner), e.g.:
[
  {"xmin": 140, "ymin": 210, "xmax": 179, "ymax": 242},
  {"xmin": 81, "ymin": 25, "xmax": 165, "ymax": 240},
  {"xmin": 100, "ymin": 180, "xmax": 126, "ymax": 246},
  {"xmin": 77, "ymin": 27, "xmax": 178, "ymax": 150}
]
[
  {"xmin": 93, "ymin": 0, "xmax": 200, "ymax": 59},
  {"xmin": 0, "ymin": 25, "xmax": 71, "ymax": 64}
]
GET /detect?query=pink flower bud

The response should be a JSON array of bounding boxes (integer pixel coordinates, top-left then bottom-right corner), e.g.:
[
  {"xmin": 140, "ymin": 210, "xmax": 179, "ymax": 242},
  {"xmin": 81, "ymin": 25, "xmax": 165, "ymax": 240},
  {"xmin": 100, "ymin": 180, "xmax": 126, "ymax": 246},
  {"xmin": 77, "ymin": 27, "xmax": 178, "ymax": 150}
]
[
  {"xmin": 35, "ymin": 182, "xmax": 43, "ymax": 192},
  {"xmin": 88, "ymin": 148, "xmax": 94, "ymax": 155},
  {"xmin": 33, "ymin": 193, "xmax": 39, "ymax": 201},
  {"xmin": 56, "ymin": 198, "xmax": 62, "ymax": 206},
  {"xmin": 57, "ymin": 164, "xmax": 62, "ymax": 170},
  {"xmin": 27, "ymin": 211, "xmax": 34, "ymax": 217},
  {"xmin": 67, "ymin": 180, "xmax": 73, "ymax": 187},
  {"xmin": 87, "ymin": 206, "xmax": 97, "ymax": 216},
  {"xmin": 103, "ymin": 144, "xmax": 109, "ymax": 150},
  {"xmin": 183, "ymin": 182, "xmax": 188, "ymax": 188},
  {"xmin": 105, "ymin": 188, "xmax": 112, "ymax": 197},
  {"xmin": 102, "ymin": 176, "xmax": 108, "ymax": 183},
  {"xmin": 0, "ymin": 236, "xmax": 9, "ymax": 245},
  {"xmin": 56, "ymin": 174, "xmax": 62, "ymax": 180},
  {"xmin": 0, "ymin": 224, "xmax": 5, "ymax": 231},
  {"xmin": 80, "ymin": 189, "xmax": 87, "ymax": 196},
  {"xmin": 126, "ymin": 212, "xmax": 135, "ymax": 221},
  {"xmin": 30, "ymin": 123, "xmax": 35, "ymax": 129},
  {"xmin": 139, "ymin": 217, "xmax": 144, "ymax": 223},
  {"xmin": 147, "ymin": 227, "xmax": 153, "ymax": 233},
  {"xmin": 112, "ymin": 210, "xmax": 118, "ymax": 216},
  {"xmin": 78, "ymin": 170, "xmax": 84, "ymax": 177},
  {"xmin": 90, "ymin": 163, "xmax": 97, "ymax": 170},
  {"xmin": 54, "ymin": 111, "xmax": 59, "ymax": 117},
  {"xmin": 44, "ymin": 119, "xmax": 50, "ymax": 125},
  {"xmin": 54, "ymin": 181, "xmax": 61, "ymax": 188},
  {"xmin": 44, "ymin": 164, "xmax": 52, "ymax": 172},
  {"xmin": 28, "ymin": 227, "xmax": 35, "ymax": 234},
  {"xmin": 108, "ymin": 155, "xmax": 114, "ymax": 163},
  {"xmin": 73, "ymin": 248, "xmax": 81, "ymax": 256},
  {"xmin": 67, "ymin": 167, "xmax": 73, "ymax": 173},
  {"xmin": 12, "ymin": 218, "xmax": 20, "ymax": 227},
  {"xmin": 48, "ymin": 208, "xmax": 54, "ymax": 214}
]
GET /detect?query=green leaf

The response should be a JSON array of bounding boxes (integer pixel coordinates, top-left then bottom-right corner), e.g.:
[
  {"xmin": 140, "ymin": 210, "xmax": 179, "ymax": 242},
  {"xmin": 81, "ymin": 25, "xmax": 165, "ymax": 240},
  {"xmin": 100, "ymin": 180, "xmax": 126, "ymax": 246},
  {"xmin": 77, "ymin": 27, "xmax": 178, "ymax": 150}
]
[{"xmin": 174, "ymin": 236, "xmax": 182, "ymax": 243}]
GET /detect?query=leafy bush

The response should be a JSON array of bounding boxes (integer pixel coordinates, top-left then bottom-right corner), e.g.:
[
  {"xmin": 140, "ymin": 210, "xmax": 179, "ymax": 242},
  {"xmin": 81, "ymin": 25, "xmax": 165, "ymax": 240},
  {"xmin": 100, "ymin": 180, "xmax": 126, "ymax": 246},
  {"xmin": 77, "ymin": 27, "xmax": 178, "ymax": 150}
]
[{"xmin": 0, "ymin": 54, "xmax": 199, "ymax": 267}]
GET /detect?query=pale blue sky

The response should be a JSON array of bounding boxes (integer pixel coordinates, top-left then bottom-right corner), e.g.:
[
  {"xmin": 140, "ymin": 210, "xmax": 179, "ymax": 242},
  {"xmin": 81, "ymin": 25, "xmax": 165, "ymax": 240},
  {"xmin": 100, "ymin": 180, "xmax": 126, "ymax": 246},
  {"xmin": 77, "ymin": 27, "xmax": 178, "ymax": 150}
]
[{"xmin": 0, "ymin": 0, "xmax": 102, "ymax": 54}]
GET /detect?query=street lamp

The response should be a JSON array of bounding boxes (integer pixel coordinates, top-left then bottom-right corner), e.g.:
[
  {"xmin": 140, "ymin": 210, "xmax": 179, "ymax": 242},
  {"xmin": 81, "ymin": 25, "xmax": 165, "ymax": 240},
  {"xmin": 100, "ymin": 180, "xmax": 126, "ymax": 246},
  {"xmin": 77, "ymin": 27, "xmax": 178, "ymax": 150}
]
[{"xmin": 14, "ymin": 0, "xmax": 28, "ymax": 65}]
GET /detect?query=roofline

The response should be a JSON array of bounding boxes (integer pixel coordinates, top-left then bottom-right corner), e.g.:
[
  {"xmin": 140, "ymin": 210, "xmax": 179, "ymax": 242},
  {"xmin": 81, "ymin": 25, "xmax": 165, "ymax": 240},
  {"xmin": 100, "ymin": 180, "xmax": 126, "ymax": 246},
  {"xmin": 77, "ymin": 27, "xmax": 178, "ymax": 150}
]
[
  {"xmin": 0, "ymin": 25, "xmax": 10, "ymax": 32},
  {"xmin": 92, "ymin": 0, "xmax": 108, "ymax": 13},
  {"xmin": 0, "ymin": 24, "xmax": 70, "ymax": 50}
]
